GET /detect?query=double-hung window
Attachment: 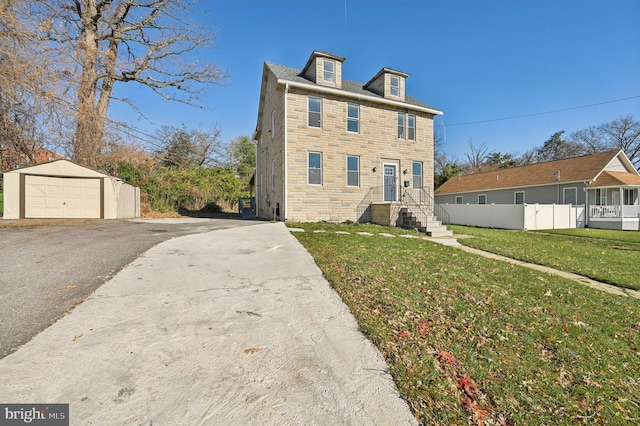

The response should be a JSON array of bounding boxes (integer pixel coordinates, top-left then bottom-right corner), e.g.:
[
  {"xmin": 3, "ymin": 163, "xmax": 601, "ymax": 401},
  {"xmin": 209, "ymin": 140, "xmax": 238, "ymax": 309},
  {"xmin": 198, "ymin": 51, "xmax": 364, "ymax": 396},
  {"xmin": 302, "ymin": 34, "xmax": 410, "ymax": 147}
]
[
  {"xmin": 515, "ymin": 191, "xmax": 525, "ymax": 205},
  {"xmin": 347, "ymin": 104, "xmax": 359, "ymax": 133},
  {"xmin": 323, "ymin": 60, "xmax": 335, "ymax": 83},
  {"xmin": 308, "ymin": 152, "xmax": 322, "ymax": 185},
  {"xmin": 347, "ymin": 156, "xmax": 359, "ymax": 187},
  {"xmin": 397, "ymin": 113, "xmax": 405, "ymax": 139},
  {"xmin": 455, "ymin": 196, "xmax": 463, "ymax": 205},
  {"xmin": 407, "ymin": 114, "xmax": 415, "ymax": 140},
  {"xmin": 412, "ymin": 161, "xmax": 422, "ymax": 189},
  {"xmin": 563, "ymin": 187, "xmax": 577, "ymax": 205},
  {"xmin": 596, "ymin": 188, "xmax": 606, "ymax": 205},
  {"xmin": 398, "ymin": 113, "xmax": 415, "ymax": 140},
  {"xmin": 478, "ymin": 194, "xmax": 487, "ymax": 204},
  {"xmin": 390, "ymin": 76, "xmax": 399, "ymax": 97},
  {"xmin": 308, "ymin": 97, "xmax": 321, "ymax": 128}
]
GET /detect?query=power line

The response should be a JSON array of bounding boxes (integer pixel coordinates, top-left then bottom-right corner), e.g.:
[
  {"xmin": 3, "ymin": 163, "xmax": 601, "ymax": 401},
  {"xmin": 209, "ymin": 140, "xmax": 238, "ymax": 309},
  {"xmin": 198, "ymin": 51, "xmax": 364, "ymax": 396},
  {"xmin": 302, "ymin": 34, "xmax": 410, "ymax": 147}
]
[{"xmin": 442, "ymin": 95, "xmax": 640, "ymax": 127}]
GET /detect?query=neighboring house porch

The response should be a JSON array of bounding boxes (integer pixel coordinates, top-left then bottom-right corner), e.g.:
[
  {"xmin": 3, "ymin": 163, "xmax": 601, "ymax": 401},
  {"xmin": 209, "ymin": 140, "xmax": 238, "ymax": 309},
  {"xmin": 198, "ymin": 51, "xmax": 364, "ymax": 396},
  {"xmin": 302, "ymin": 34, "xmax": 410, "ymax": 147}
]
[{"xmin": 587, "ymin": 172, "xmax": 640, "ymax": 230}]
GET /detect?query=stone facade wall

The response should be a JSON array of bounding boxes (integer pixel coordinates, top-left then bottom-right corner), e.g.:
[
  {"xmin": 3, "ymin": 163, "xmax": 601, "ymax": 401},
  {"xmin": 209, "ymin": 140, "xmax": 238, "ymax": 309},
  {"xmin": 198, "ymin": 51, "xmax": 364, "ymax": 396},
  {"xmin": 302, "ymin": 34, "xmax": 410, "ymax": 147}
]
[
  {"xmin": 282, "ymin": 86, "xmax": 435, "ymax": 222},
  {"xmin": 255, "ymin": 68, "xmax": 286, "ymax": 220}
]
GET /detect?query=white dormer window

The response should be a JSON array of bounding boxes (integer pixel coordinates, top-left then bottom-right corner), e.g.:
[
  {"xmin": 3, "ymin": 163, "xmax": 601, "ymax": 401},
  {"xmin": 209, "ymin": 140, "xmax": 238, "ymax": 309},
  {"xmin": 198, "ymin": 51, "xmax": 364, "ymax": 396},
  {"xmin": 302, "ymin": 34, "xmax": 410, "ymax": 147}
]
[
  {"xmin": 390, "ymin": 76, "xmax": 400, "ymax": 96},
  {"xmin": 323, "ymin": 60, "xmax": 335, "ymax": 83}
]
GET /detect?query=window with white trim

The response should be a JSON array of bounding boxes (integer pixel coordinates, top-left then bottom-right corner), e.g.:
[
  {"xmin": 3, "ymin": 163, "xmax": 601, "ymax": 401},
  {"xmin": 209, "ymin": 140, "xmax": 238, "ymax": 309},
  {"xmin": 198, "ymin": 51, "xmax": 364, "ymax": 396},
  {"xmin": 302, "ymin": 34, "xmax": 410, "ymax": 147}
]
[
  {"xmin": 596, "ymin": 188, "xmax": 607, "ymax": 205},
  {"xmin": 397, "ymin": 113, "xmax": 405, "ymax": 139},
  {"xmin": 624, "ymin": 189, "xmax": 637, "ymax": 205},
  {"xmin": 308, "ymin": 152, "xmax": 322, "ymax": 185},
  {"xmin": 407, "ymin": 114, "xmax": 415, "ymax": 140},
  {"xmin": 347, "ymin": 155, "xmax": 359, "ymax": 187},
  {"xmin": 515, "ymin": 191, "xmax": 525, "ymax": 205},
  {"xmin": 308, "ymin": 97, "xmax": 321, "ymax": 128},
  {"xmin": 412, "ymin": 161, "xmax": 422, "ymax": 189},
  {"xmin": 390, "ymin": 76, "xmax": 399, "ymax": 97},
  {"xmin": 478, "ymin": 194, "xmax": 487, "ymax": 204},
  {"xmin": 347, "ymin": 103, "xmax": 359, "ymax": 133},
  {"xmin": 455, "ymin": 196, "xmax": 463, "ymax": 205},
  {"xmin": 323, "ymin": 60, "xmax": 335, "ymax": 83},
  {"xmin": 563, "ymin": 187, "xmax": 577, "ymax": 205}
]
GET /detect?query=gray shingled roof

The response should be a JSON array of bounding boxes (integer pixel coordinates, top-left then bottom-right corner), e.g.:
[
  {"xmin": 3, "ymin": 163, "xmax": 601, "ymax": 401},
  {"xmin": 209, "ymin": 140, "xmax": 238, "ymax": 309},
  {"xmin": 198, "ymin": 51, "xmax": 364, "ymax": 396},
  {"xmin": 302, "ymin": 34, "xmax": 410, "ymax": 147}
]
[{"xmin": 266, "ymin": 62, "xmax": 439, "ymax": 112}]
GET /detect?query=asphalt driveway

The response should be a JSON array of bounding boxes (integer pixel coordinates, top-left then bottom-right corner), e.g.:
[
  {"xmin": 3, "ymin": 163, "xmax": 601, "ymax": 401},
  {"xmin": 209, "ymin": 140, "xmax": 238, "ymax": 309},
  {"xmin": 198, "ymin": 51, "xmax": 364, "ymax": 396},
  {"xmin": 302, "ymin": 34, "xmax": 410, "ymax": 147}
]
[{"xmin": 0, "ymin": 217, "xmax": 261, "ymax": 358}]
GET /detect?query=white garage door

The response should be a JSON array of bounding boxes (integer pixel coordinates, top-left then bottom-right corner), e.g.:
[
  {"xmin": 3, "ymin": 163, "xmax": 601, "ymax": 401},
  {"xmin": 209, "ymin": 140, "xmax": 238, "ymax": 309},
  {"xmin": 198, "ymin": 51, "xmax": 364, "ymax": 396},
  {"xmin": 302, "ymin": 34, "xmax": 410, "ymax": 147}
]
[{"xmin": 25, "ymin": 175, "xmax": 101, "ymax": 218}]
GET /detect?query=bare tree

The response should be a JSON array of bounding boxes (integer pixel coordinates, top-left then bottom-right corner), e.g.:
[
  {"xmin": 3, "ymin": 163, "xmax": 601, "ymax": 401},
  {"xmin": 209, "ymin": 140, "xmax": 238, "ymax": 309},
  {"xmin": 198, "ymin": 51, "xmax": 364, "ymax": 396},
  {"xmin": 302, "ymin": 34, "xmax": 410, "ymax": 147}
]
[
  {"xmin": 568, "ymin": 126, "xmax": 608, "ymax": 154},
  {"xmin": 155, "ymin": 125, "xmax": 223, "ymax": 169},
  {"xmin": 0, "ymin": 0, "xmax": 61, "ymax": 170},
  {"xmin": 568, "ymin": 114, "xmax": 640, "ymax": 168},
  {"xmin": 598, "ymin": 114, "xmax": 640, "ymax": 167},
  {"xmin": 462, "ymin": 139, "xmax": 489, "ymax": 174},
  {"xmin": 33, "ymin": 0, "xmax": 227, "ymax": 169}
]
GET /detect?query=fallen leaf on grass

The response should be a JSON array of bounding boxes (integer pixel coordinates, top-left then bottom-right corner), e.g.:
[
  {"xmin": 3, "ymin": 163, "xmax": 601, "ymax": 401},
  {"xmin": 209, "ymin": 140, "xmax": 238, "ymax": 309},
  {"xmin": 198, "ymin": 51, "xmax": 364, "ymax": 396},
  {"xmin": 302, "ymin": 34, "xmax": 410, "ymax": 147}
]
[
  {"xmin": 436, "ymin": 350, "xmax": 458, "ymax": 366},
  {"xmin": 417, "ymin": 319, "xmax": 432, "ymax": 337},
  {"xmin": 583, "ymin": 376, "xmax": 602, "ymax": 388},
  {"xmin": 244, "ymin": 348, "xmax": 265, "ymax": 355},
  {"xmin": 398, "ymin": 331, "xmax": 411, "ymax": 339},
  {"xmin": 458, "ymin": 375, "xmax": 480, "ymax": 395}
]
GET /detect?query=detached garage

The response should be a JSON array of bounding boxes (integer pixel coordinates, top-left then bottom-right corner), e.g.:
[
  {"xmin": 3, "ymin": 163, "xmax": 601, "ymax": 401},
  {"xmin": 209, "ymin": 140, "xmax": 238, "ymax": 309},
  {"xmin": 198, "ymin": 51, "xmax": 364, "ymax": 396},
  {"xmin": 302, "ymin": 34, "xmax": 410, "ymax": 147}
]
[{"xmin": 3, "ymin": 160, "xmax": 140, "ymax": 219}]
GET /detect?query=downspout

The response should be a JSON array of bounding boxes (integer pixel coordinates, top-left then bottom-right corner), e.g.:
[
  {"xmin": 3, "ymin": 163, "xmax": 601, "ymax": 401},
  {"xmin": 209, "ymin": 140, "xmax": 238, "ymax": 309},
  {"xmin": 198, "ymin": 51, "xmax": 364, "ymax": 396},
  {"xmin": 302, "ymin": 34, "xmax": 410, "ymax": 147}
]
[{"xmin": 283, "ymin": 83, "xmax": 289, "ymax": 221}]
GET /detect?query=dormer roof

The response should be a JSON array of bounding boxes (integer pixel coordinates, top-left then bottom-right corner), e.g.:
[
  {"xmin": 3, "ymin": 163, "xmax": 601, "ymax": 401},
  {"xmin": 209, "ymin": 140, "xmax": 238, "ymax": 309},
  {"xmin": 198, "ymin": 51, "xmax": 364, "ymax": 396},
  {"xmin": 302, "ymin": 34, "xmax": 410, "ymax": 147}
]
[
  {"xmin": 264, "ymin": 61, "xmax": 442, "ymax": 115},
  {"xmin": 301, "ymin": 50, "xmax": 346, "ymax": 76}
]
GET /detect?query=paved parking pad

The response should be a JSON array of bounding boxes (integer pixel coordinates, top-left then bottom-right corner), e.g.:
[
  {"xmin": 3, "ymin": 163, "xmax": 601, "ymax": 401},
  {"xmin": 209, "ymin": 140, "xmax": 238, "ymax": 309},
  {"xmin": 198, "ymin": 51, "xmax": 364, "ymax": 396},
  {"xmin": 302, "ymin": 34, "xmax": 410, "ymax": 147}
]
[{"xmin": 0, "ymin": 222, "xmax": 418, "ymax": 425}]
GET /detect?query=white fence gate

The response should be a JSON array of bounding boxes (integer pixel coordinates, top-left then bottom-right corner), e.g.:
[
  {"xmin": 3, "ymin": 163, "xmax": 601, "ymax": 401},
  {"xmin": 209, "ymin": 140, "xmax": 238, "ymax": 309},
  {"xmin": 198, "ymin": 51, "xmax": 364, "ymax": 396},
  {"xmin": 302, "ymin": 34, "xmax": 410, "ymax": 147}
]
[{"xmin": 442, "ymin": 204, "xmax": 585, "ymax": 230}]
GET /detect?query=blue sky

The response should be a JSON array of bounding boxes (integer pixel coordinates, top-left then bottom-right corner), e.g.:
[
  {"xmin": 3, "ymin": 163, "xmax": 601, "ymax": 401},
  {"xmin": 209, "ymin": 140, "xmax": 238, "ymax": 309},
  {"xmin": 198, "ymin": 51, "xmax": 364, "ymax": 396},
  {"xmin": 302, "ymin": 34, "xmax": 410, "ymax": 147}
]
[{"xmin": 110, "ymin": 0, "xmax": 640, "ymax": 160}]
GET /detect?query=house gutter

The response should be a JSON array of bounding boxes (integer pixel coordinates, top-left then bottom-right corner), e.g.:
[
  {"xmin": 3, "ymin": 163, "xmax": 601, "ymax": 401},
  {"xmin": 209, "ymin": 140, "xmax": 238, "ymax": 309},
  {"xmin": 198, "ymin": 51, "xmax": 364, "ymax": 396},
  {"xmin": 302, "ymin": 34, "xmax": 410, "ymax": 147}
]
[{"xmin": 278, "ymin": 79, "xmax": 444, "ymax": 116}]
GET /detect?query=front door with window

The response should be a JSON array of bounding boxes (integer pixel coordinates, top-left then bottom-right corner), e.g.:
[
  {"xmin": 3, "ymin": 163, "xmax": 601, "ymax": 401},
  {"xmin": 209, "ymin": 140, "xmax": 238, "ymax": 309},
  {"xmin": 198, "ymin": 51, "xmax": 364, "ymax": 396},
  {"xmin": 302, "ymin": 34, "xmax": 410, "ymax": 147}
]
[{"xmin": 384, "ymin": 165, "xmax": 397, "ymax": 201}]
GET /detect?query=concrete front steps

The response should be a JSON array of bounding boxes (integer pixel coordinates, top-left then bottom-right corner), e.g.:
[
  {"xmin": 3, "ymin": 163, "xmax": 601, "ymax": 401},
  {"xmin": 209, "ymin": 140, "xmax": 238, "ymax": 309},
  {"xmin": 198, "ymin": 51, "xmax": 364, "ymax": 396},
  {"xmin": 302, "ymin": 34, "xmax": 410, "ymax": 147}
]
[{"xmin": 399, "ymin": 207, "xmax": 453, "ymax": 238}]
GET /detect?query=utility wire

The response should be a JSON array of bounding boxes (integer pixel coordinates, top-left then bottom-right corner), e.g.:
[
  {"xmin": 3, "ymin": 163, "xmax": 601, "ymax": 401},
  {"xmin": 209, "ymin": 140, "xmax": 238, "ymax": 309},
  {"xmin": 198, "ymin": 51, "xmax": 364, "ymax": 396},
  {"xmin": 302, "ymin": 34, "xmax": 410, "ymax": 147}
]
[{"xmin": 442, "ymin": 95, "xmax": 640, "ymax": 127}]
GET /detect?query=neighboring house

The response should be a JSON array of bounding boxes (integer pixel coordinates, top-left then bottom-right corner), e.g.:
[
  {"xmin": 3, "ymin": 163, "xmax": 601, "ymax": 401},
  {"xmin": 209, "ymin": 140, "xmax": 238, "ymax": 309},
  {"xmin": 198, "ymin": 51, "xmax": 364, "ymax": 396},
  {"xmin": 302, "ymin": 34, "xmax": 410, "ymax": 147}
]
[
  {"xmin": 254, "ymin": 50, "xmax": 447, "ymax": 231},
  {"xmin": 434, "ymin": 149, "xmax": 640, "ymax": 230},
  {"xmin": 0, "ymin": 146, "xmax": 65, "ymax": 172}
]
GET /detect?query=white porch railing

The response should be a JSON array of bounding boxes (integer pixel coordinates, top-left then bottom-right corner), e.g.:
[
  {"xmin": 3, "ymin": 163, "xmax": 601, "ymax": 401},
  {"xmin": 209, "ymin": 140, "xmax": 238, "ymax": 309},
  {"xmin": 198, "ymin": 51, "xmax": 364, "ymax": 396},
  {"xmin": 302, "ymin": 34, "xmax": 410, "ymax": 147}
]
[
  {"xmin": 590, "ymin": 205, "xmax": 620, "ymax": 218},
  {"xmin": 590, "ymin": 205, "xmax": 640, "ymax": 218}
]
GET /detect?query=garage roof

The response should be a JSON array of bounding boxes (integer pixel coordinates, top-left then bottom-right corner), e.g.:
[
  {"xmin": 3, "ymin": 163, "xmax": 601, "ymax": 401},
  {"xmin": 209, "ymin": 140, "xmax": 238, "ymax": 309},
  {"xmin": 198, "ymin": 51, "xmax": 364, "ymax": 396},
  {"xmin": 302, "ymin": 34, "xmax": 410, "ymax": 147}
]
[{"xmin": 5, "ymin": 159, "xmax": 109, "ymax": 178}]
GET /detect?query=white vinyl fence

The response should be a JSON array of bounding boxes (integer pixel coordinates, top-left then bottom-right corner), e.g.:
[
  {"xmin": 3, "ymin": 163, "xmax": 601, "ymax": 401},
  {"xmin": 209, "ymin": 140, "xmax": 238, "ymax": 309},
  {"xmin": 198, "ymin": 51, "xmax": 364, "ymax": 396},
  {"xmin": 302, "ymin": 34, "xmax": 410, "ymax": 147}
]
[{"xmin": 442, "ymin": 204, "xmax": 585, "ymax": 230}]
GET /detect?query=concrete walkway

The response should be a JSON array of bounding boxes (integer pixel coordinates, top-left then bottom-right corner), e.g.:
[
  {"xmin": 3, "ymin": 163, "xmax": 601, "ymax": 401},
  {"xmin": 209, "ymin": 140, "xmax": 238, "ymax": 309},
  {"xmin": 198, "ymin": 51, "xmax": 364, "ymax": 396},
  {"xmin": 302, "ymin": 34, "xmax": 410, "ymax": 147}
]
[{"xmin": 0, "ymin": 222, "xmax": 418, "ymax": 426}]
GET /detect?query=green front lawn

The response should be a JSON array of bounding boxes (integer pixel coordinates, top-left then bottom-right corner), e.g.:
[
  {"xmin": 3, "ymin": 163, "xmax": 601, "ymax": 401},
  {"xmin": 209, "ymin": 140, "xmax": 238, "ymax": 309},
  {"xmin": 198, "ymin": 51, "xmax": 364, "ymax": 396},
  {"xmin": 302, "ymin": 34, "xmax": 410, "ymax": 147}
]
[
  {"xmin": 451, "ymin": 225, "xmax": 640, "ymax": 291},
  {"xmin": 290, "ymin": 223, "xmax": 640, "ymax": 424},
  {"xmin": 533, "ymin": 227, "xmax": 640, "ymax": 244}
]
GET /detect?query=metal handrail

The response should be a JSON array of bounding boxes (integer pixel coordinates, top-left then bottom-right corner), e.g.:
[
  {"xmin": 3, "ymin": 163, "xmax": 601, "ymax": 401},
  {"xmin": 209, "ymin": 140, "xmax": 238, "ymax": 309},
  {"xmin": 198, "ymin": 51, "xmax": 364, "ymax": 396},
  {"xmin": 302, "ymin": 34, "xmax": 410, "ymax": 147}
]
[
  {"xmin": 357, "ymin": 185, "xmax": 451, "ymax": 229},
  {"xmin": 400, "ymin": 188, "xmax": 432, "ymax": 231},
  {"xmin": 410, "ymin": 188, "xmax": 450, "ymax": 224}
]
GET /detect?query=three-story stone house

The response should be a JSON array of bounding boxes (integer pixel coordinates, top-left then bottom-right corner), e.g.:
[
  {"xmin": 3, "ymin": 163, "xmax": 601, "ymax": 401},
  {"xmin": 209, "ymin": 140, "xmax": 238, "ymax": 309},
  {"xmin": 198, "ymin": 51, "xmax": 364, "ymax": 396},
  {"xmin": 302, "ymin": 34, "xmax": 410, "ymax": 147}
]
[{"xmin": 254, "ymin": 51, "xmax": 443, "ymax": 224}]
